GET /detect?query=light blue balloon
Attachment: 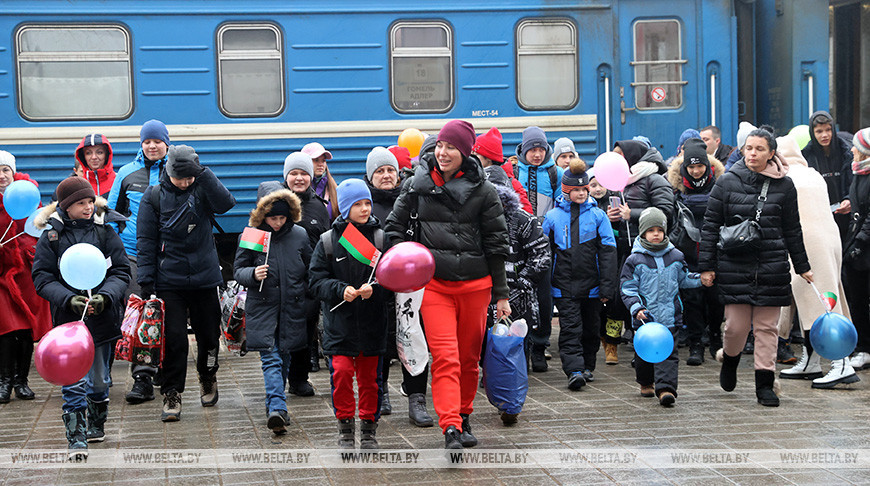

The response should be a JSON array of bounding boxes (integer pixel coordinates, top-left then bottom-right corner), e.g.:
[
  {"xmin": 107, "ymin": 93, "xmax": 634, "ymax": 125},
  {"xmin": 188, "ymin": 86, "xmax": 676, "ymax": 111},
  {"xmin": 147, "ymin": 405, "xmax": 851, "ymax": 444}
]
[
  {"xmin": 24, "ymin": 208, "xmax": 45, "ymax": 237},
  {"xmin": 810, "ymin": 312, "xmax": 858, "ymax": 361},
  {"xmin": 634, "ymin": 322, "xmax": 674, "ymax": 364},
  {"xmin": 3, "ymin": 180, "xmax": 41, "ymax": 220},
  {"xmin": 59, "ymin": 243, "xmax": 107, "ymax": 290}
]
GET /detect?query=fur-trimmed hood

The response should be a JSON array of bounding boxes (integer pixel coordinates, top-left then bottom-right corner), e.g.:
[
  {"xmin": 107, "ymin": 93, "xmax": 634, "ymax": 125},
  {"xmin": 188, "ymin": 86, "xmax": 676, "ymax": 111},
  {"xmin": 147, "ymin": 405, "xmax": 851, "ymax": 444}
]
[
  {"xmin": 249, "ymin": 188, "xmax": 302, "ymax": 227},
  {"xmin": 34, "ymin": 196, "xmax": 119, "ymax": 229},
  {"xmin": 667, "ymin": 154, "xmax": 725, "ymax": 193}
]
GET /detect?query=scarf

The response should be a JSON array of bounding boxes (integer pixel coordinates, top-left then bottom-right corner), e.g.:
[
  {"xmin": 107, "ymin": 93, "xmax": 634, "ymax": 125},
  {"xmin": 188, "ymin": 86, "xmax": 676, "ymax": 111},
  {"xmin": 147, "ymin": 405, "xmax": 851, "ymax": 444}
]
[
  {"xmin": 639, "ymin": 236, "xmax": 669, "ymax": 252},
  {"xmin": 680, "ymin": 166, "xmax": 714, "ymax": 192},
  {"xmin": 625, "ymin": 161, "xmax": 659, "ymax": 186},
  {"xmin": 853, "ymin": 158, "xmax": 870, "ymax": 176}
]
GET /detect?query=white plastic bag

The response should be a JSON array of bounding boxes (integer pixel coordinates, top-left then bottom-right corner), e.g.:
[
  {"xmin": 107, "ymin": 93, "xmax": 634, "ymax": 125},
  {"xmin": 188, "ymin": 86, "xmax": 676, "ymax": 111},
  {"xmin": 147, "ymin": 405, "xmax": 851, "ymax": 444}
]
[{"xmin": 395, "ymin": 289, "xmax": 429, "ymax": 376}]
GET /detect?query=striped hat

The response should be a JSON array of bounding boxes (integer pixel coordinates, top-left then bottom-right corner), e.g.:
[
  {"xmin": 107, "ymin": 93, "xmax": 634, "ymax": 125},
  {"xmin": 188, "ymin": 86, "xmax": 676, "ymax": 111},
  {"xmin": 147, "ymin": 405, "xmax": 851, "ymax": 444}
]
[{"xmin": 854, "ymin": 128, "xmax": 870, "ymax": 157}]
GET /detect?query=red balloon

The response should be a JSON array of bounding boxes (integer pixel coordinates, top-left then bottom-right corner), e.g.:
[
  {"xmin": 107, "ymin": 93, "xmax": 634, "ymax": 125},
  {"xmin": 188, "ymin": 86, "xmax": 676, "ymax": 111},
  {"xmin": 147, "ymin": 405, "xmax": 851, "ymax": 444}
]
[
  {"xmin": 34, "ymin": 321, "xmax": 95, "ymax": 386},
  {"xmin": 376, "ymin": 242, "xmax": 436, "ymax": 293}
]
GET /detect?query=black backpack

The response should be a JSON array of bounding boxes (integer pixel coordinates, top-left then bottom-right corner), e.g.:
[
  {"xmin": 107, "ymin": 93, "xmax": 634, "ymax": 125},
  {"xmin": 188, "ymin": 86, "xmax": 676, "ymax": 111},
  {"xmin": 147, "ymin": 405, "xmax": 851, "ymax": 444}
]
[{"xmin": 669, "ymin": 200, "xmax": 701, "ymax": 256}]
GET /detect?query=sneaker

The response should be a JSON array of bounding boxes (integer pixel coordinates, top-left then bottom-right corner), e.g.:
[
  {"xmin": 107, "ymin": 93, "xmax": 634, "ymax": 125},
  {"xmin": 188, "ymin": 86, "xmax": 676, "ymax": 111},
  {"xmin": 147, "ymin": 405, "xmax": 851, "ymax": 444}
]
[
  {"xmin": 408, "ymin": 393, "xmax": 434, "ymax": 428},
  {"xmin": 780, "ymin": 347, "xmax": 822, "ymax": 379},
  {"xmin": 639, "ymin": 384, "xmax": 655, "ymax": 397},
  {"xmin": 287, "ymin": 381, "xmax": 315, "ymax": 397},
  {"xmin": 812, "ymin": 359, "xmax": 861, "ymax": 389},
  {"xmin": 581, "ymin": 369, "xmax": 594, "ymax": 382},
  {"xmin": 543, "ymin": 348, "xmax": 552, "ymax": 360},
  {"xmin": 444, "ymin": 426, "xmax": 462, "ymax": 449},
  {"xmin": 530, "ymin": 349, "xmax": 548, "ymax": 372},
  {"xmin": 850, "ymin": 352, "xmax": 870, "ymax": 370},
  {"xmin": 687, "ymin": 345, "xmax": 704, "ymax": 366},
  {"xmin": 604, "ymin": 343, "xmax": 619, "ymax": 365},
  {"xmin": 360, "ymin": 419, "xmax": 379, "ymax": 450},
  {"xmin": 500, "ymin": 411, "xmax": 519, "ymax": 426},
  {"xmin": 776, "ymin": 339, "xmax": 797, "ymax": 364},
  {"xmin": 161, "ymin": 391, "xmax": 182, "ymax": 422},
  {"xmin": 125, "ymin": 373, "xmax": 155, "ymax": 404},
  {"xmin": 199, "ymin": 375, "xmax": 218, "ymax": 407},
  {"xmin": 658, "ymin": 391, "xmax": 676, "ymax": 406},
  {"xmin": 267, "ymin": 410, "xmax": 288, "ymax": 434},
  {"xmin": 459, "ymin": 414, "xmax": 477, "ymax": 447},
  {"xmin": 567, "ymin": 371, "xmax": 586, "ymax": 391}
]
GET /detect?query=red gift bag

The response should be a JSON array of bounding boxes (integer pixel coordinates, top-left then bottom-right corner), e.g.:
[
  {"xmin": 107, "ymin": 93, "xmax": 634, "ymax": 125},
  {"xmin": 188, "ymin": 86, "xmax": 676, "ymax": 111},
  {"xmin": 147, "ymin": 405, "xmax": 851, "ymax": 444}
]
[{"xmin": 114, "ymin": 294, "xmax": 166, "ymax": 368}]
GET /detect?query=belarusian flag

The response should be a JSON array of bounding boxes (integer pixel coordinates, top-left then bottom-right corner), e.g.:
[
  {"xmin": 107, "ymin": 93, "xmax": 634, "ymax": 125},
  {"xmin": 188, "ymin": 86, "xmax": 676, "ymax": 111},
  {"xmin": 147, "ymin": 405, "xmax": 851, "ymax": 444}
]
[
  {"xmin": 338, "ymin": 223, "xmax": 380, "ymax": 267},
  {"xmin": 239, "ymin": 227, "xmax": 271, "ymax": 253}
]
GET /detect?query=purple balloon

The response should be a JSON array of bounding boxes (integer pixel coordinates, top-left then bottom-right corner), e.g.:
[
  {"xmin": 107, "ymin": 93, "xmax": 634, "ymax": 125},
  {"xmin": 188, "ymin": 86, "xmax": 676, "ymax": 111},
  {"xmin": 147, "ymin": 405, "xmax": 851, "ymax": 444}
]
[
  {"xmin": 376, "ymin": 242, "xmax": 436, "ymax": 293},
  {"xmin": 34, "ymin": 321, "xmax": 95, "ymax": 386}
]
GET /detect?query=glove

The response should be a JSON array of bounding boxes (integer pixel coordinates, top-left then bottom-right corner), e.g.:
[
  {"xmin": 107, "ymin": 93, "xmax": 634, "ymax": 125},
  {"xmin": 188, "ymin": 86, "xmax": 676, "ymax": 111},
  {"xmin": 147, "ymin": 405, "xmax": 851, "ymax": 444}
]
[
  {"xmin": 68, "ymin": 295, "xmax": 89, "ymax": 315},
  {"xmin": 90, "ymin": 295, "xmax": 108, "ymax": 315},
  {"xmin": 140, "ymin": 284, "xmax": 155, "ymax": 298}
]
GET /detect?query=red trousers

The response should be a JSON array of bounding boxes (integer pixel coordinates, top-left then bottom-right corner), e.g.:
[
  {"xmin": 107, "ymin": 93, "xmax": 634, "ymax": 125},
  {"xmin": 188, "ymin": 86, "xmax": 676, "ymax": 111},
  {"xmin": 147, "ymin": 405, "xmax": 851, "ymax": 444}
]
[
  {"xmin": 419, "ymin": 279, "xmax": 491, "ymax": 432},
  {"xmin": 329, "ymin": 354, "xmax": 383, "ymax": 421}
]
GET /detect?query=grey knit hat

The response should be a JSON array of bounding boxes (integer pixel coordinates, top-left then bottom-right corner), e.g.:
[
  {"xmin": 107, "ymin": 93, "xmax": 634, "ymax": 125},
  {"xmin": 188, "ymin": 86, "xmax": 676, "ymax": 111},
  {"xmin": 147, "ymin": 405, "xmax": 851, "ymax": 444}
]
[
  {"xmin": 365, "ymin": 146, "xmax": 399, "ymax": 181},
  {"xmin": 639, "ymin": 207, "xmax": 667, "ymax": 236},
  {"xmin": 553, "ymin": 137, "xmax": 576, "ymax": 159},
  {"xmin": 283, "ymin": 152, "xmax": 314, "ymax": 180}
]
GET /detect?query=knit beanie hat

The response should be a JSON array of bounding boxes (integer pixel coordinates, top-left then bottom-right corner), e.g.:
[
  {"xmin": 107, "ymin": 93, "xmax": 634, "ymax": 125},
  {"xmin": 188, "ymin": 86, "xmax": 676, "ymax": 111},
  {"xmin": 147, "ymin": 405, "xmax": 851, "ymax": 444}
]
[
  {"xmin": 283, "ymin": 152, "xmax": 314, "ymax": 180},
  {"xmin": 520, "ymin": 126, "xmax": 549, "ymax": 156},
  {"xmin": 736, "ymin": 121, "xmax": 757, "ymax": 150},
  {"xmin": 266, "ymin": 199, "xmax": 292, "ymax": 218},
  {"xmin": 0, "ymin": 150, "xmax": 15, "ymax": 173},
  {"xmin": 639, "ymin": 207, "xmax": 667, "ymax": 236},
  {"xmin": 483, "ymin": 164, "xmax": 510, "ymax": 188},
  {"xmin": 57, "ymin": 176, "xmax": 96, "ymax": 211},
  {"xmin": 553, "ymin": 137, "xmax": 576, "ymax": 160},
  {"xmin": 165, "ymin": 144, "xmax": 203, "ymax": 178},
  {"xmin": 677, "ymin": 129, "xmax": 701, "ymax": 152},
  {"xmin": 561, "ymin": 158, "xmax": 589, "ymax": 196},
  {"xmin": 472, "ymin": 127, "xmax": 504, "ymax": 163},
  {"xmin": 632, "ymin": 135, "xmax": 652, "ymax": 148},
  {"xmin": 682, "ymin": 139, "xmax": 710, "ymax": 168},
  {"xmin": 301, "ymin": 142, "xmax": 332, "ymax": 161},
  {"xmin": 140, "ymin": 119, "xmax": 170, "ymax": 145},
  {"xmin": 337, "ymin": 178, "xmax": 372, "ymax": 220},
  {"xmin": 438, "ymin": 120, "xmax": 476, "ymax": 158},
  {"xmin": 365, "ymin": 146, "xmax": 399, "ymax": 181},
  {"xmin": 387, "ymin": 145, "xmax": 412, "ymax": 170},
  {"xmin": 420, "ymin": 134, "xmax": 438, "ymax": 155},
  {"xmin": 853, "ymin": 128, "xmax": 870, "ymax": 157}
]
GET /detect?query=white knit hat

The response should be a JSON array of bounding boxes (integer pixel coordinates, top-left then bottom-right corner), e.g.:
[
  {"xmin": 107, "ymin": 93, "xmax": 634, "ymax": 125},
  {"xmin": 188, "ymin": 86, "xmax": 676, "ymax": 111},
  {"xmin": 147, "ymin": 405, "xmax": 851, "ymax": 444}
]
[
  {"xmin": 736, "ymin": 121, "xmax": 757, "ymax": 150},
  {"xmin": 0, "ymin": 150, "xmax": 16, "ymax": 173}
]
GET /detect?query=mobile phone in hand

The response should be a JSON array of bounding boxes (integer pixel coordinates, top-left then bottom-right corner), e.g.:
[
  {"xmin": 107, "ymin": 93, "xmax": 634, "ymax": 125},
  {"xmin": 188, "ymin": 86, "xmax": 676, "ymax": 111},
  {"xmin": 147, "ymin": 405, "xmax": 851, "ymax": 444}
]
[{"xmin": 609, "ymin": 196, "xmax": 622, "ymax": 209}]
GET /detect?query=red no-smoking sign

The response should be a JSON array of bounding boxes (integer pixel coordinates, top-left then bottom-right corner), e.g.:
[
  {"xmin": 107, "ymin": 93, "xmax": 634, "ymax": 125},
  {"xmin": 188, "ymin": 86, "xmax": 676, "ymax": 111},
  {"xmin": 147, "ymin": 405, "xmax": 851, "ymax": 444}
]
[{"xmin": 650, "ymin": 87, "xmax": 667, "ymax": 103}]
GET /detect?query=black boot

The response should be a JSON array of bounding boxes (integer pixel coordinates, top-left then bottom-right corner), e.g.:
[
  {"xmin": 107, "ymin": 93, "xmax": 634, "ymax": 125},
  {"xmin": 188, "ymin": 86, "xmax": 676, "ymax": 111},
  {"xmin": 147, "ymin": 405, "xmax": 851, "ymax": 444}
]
[
  {"xmin": 309, "ymin": 343, "xmax": 321, "ymax": 372},
  {"xmin": 12, "ymin": 333, "xmax": 35, "ymax": 400},
  {"xmin": 755, "ymin": 369, "xmax": 780, "ymax": 407},
  {"xmin": 0, "ymin": 335, "xmax": 14, "ymax": 403},
  {"xmin": 444, "ymin": 425, "xmax": 462, "ymax": 449},
  {"xmin": 63, "ymin": 409, "xmax": 88, "ymax": 461},
  {"xmin": 408, "ymin": 393, "xmax": 434, "ymax": 427},
  {"xmin": 776, "ymin": 338, "xmax": 797, "ymax": 364},
  {"xmin": 459, "ymin": 413, "xmax": 478, "ymax": 447},
  {"xmin": 126, "ymin": 373, "xmax": 155, "ymax": 404},
  {"xmin": 337, "ymin": 418, "xmax": 354, "ymax": 449},
  {"xmin": 687, "ymin": 344, "xmax": 705, "ymax": 366},
  {"xmin": 86, "ymin": 399, "xmax": 109, "ymax": 443},
  {"xmin": 530, "ymin": 347, "xmax": 547, "ymax": 372},
  {"xmin": 743, "ymin": 331, "xmax": 754, "ymax": 354},
  {"xmin": 360, "ymin": 419, "xmax": 378, "ymax": 449},
  {"xmin": 719, "ymin": 351, "xmax": 741, "ymax": 392},
  {"xmin": 380, "ymin": 389, "xmax": 392, "ymax": 415}
]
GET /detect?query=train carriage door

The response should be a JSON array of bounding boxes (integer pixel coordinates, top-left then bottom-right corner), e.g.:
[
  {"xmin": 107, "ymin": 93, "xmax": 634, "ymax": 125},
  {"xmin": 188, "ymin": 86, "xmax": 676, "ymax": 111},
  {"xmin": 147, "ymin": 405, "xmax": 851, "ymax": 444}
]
[{"xmin": 615, "ymin": 3, "xmax": 699, "ymax": 157}]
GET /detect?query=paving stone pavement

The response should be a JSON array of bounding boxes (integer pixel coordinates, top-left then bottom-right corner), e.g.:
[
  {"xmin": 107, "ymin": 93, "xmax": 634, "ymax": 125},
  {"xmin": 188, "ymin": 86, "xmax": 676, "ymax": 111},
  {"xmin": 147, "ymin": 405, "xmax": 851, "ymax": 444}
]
[{"xmin": 1, "ymin": 326, "xmax": 869, "ymax": 485}]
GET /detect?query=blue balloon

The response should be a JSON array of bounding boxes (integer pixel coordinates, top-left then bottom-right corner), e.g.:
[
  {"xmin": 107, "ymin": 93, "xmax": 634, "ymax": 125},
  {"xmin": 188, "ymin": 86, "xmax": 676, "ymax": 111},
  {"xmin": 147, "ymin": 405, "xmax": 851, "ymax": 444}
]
[
  {"xmin": 59, "ymin": 243, "xmax": 107, "ymax": 291},
  {"xmin": 3, "ymin": 180, "xmax": 41, "ymax": 220},
  {"xmin": 810, "ymin": 312, "xmax": 858, "ymax": 360},
  {"xmin": 634, "ymin": 322, "xmax": 674, "ymax": 364},
  {"xmin": 23, "ymin": 208, "xmax": 45, "ymax": 238}
]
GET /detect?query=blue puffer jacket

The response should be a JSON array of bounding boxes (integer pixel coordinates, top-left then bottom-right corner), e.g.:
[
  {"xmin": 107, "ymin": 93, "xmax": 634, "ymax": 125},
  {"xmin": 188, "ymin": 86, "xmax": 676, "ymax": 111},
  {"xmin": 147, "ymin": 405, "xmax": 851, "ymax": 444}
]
[
  {"xmin": 542, "ymin": 196, "xmax": 617, "ymax": 299},
  {"xmin": 620, "ymin": 237, "xmax": 701, "ymax": 329},
  {"xmin": 107, "ymin": 149, "xmax": 166, "ymax": 257},
  {"xmin": 515, "ymin": 148, "xmax": 564, "ymax": 218}
]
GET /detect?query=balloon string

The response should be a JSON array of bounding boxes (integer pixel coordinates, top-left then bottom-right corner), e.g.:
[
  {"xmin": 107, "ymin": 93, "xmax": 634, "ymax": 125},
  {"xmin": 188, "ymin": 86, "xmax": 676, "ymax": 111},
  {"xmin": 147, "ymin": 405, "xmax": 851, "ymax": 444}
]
[
  {"xmin": 0, "ymin": 221, "xmax": 12, "ymax": 246},
  {"xmin": 80, "ymin": 289, "xmax": 92, "ymax": 322},
  {"xmin": 0, "ymin": 231, "xmax": 25, "ymax": 247},
  {"xmin": 808, "ymin": 281, "xmax": 832, "ymax": 312}
]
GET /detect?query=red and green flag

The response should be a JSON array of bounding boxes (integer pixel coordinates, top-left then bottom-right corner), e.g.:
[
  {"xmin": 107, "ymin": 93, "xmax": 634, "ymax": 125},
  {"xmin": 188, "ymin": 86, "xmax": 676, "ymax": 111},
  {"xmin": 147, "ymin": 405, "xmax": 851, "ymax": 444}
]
[
  {"xmin": 338, "ymin": 223, "xmax": 380, "ymax": 267},
  {"xmin": 822, "ymin": 291, "xmax": 837, "ymax": 310},
  {"xmin": 239, "ymin": 227, "xmax": 271, "ymax": 253}
]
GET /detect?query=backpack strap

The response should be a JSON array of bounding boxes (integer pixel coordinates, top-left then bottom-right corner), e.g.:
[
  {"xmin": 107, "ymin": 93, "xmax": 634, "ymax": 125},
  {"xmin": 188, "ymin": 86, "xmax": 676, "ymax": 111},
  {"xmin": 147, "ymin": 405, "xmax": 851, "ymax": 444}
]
[
  {"xmin": 374, "ymin": 228, "xmax": 385, "ymax": 250},
  {"xmin": 320, "ymin": 229, "xmax": 334, "ymax": 258},
  {"xmin": 150, "ymin": 184, "xmax": 225, "ymax": 234},
  {"xmin": 547, "ymin": 165, "xmax": 559, "ymax": 193}
]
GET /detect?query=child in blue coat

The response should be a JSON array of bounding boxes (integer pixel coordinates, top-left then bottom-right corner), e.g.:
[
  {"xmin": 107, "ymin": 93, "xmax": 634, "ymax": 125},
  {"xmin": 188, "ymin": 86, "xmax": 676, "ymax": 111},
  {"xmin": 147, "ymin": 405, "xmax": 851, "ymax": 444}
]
[{"xmin": 620, "ymin": 207, "xmax": 704, "ymax": 406}]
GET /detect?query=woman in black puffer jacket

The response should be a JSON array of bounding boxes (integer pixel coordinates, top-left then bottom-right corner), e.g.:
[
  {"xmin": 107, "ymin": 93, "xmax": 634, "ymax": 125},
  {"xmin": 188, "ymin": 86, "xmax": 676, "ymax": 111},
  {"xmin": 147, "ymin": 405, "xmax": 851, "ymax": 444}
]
[{"xmin": 699, "ymin": 129, "xmax": 812, "ymax": 407}]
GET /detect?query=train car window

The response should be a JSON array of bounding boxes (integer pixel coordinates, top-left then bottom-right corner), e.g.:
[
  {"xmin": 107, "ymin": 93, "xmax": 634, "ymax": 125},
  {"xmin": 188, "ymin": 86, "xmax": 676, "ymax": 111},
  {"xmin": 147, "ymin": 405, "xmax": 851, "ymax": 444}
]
[
  {"xmin": 390, "ymin": 22, "xmax": 453, "ymax": 113},
  {"xmin": 516, "ymin": 19, "xmax": 578, "ymax": 110},
  {"xmin": 15, "ymin": 25, "xmax": 133, "ymax": 120},
  {"xmin": 217, "ymin": 23, "xmax": 284, "ymax": 117},
  {"xmin": 632, "ymin": 19, "xmax": 685, "ymax": 110}
]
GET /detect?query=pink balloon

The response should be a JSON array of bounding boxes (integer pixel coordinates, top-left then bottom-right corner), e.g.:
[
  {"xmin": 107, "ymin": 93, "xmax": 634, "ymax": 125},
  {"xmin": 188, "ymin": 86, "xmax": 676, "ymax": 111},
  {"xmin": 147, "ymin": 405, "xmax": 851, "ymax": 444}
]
[
  {"xmin": 593, "ymin": 152, "xmax": 631, "ymax": 192},
  {"xmin": 375, "ymin": 242, "xmax": 436, "ymax": 293},
  {"xmin": 34, "ymin": 321, "xmax": 95, "ymax": 386}
]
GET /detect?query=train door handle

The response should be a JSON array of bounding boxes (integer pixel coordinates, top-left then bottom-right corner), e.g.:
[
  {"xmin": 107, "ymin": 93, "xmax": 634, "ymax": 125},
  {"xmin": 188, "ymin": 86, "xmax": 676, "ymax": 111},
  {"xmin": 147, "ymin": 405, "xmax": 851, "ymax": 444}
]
[{"xmin": 619, "ymin": 87, "xmax": 634, "ymax": 124}]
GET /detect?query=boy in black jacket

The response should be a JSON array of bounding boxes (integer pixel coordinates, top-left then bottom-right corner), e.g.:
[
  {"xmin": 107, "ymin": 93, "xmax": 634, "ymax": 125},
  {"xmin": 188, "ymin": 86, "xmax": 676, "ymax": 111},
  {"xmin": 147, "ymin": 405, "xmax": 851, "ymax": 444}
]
[{"xmin": 32, "ymin": 176, "xmax": 130, "ymax": 460}]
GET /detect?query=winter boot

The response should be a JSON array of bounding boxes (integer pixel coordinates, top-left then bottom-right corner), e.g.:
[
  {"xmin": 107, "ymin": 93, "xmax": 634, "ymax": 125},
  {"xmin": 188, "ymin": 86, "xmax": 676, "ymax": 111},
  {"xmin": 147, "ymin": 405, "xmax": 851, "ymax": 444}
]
[
  {"xmin": 718, "ymin": 349, "xmax": 741, "ymax": 392},
  {"xmin": 743, "ymin": 331, "xmax": 754, "ymax": 354},
  {"xmin": 687, "ymin": 344, "xmax": 705, "ymax": 366},
  {"xmin": 755, "ymin": 369, "xmax": 779, "ymax": 407},
  {"xmin": 63, "ymin": 409, "xmax": 88, "ymax": 461},
  {"xmin": 360, "ymin": 419, "xmax": 378, "ymax": 449},
  {"xmin": 776, "ymin": 338, "xmax": 797, "ymax": 364},
  {"xmin": 408, "ymin": 393, "xmax": 434, "ymax": 427},
  {"xmin": 444, "ymin": 425, "xmax": 462, "ymax": 449},
  {"xmin": 380, "ymin": 389, "xmax": 392, "ymax": 415},
  {"xmin": 604, "ymin": 342, "xmax": 619, "ymax": 365},
  {"xmin": 0, "ymin": 335, "xmax": 14, "ymax": 404},
  {"xmin": 288, "ymin": 381, "xmax": 315, "ymax": 397},
  {"xmin": 267, "ymin": 410, "xmax": 289, "ymax": 435},
  {"xmin": 779, "ymin": 346, "xmax": 823, "ymax": 379},
  {"xmin": 125, "ymin": 373, "xmax": 155, "ymax": 404},
  {"xmin": 12, "ymin": 335, "xmax": 35, "ymax": 400},
  {"xmin": 199, "ymin": 374, "xmax": 219, "ymax": 407},
  {"xmin": 337, "ymin": 418, "xmax": 355, "ymax": 449},
  {"xmin": 309, "ymin": 344, "xmax": 321, "ymax": 372},
  {"xmin": 849, "ymin": 351, "xmax": 870, "ymax": 370},
  {"xmin": 812, "ymin": 359, "xmax": 861, "ymax": 389},
  {"xmin": 85, "ymin": 399, "xmax": 109, "ymax": 443},
  {"xmin": 161, "ymin": 390, "xmax": 182, "ymax": 422},
  {"xmin": 459, "ymin": 413, "xmax": 477, "ymax": 447},
  {"xmin": 530, "ymin": 347, "xmax": 547, "ymax": 372}
]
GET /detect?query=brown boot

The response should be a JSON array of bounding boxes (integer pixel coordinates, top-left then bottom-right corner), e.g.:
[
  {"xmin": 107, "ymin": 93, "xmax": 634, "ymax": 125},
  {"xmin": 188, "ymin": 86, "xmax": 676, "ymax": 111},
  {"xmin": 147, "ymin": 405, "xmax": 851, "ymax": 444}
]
[{"xmin": 604, "ymin": 343, "xmax": 619, "ymax": 365}]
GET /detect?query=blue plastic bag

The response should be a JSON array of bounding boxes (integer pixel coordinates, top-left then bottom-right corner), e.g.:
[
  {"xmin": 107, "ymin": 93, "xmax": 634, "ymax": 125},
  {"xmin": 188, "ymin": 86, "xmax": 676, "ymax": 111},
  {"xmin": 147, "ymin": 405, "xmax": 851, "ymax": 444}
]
[{"xmin": 482, "ymin": 328, "xmax": 528, "ymax": 415}]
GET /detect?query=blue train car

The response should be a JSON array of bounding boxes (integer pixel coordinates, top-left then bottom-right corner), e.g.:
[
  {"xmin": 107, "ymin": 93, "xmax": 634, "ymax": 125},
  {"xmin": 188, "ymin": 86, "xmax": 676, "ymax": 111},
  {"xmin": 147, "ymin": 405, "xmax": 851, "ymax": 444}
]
[{"xmin": 0, "ymin": 0, "xmax": 799, "ymax": 232}]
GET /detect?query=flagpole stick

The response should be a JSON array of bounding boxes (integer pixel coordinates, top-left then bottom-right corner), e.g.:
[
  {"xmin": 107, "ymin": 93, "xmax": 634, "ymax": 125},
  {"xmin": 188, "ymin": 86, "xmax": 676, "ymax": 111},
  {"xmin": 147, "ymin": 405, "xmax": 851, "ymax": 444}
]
[
  {"xmin": 808, "ymin": 281, "xmax": 832, "ymax": 312},
  {"xmin": 258, "ymin": 245, "xmax": 270, "ymax": 292}
]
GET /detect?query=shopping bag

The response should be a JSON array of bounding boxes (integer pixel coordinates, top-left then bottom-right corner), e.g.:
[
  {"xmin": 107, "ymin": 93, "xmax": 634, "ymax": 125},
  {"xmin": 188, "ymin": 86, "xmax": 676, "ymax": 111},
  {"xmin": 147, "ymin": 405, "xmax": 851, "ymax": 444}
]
[
  {"xmin": 395, "ymin": 289, "xmax": 428, "ymax": 376},
  {"xmin": 132, "ymin": 298, "xmax": 165, "ymax": 367},
  {"xmin": 482, "ymin": 326, "xmax": 528, "ymax": 415},
  {"xmin": 220, "ymin": 281, "xmax": 247, "ymax": 356},
  {"xmin": 114, "ymin": 294, "xmax": 145, "ymax": 362}
]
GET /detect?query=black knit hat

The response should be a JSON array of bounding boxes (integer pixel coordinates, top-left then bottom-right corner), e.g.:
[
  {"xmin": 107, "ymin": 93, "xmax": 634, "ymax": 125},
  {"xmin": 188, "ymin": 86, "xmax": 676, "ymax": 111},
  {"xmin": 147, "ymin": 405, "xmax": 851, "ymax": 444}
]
[{"xmin": 57, "ymin": 176, "xmax": 96, "ymax": 211}]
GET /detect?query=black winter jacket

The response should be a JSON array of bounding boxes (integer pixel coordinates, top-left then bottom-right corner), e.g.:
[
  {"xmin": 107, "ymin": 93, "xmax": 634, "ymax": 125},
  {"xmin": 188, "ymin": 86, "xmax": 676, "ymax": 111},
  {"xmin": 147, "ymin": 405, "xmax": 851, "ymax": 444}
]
[
  {"xmin": 843, "ymin": 173, "xmax": 870, "ymax": 268},
  {"xmin": 234, "ymin": 188, "xmax": 311, "ymax": 354},
  {"xmin": 699, "ymin": 159, "xmax": 810, "ymax": 306},
  {"xmin": 309, "ymin": 217, "xmax": 389, "ymax": 356},
  {"xmin": 368, "ymin": 181, "xmax": 401, "ymax": 224},
  {"xmin": 32, "ymin": 203, "xmax": 131, "ymax": 345},
  {"xmin": 801, "ymin": 110, "xmax": 853, "ymax": 205},
  {"xmin": 384, "ymin": 153, "xmax": 510, "ymax": 299},
  {"xmin": 622, "ymin": 172, "xmax": 675, "ymax": 242},
  {"xmin": 137, "ymin": 168, "xmax": 235, "ymax": 290},
  {"xmin": 290, "ymin": 185, "xmax": 331, "ymax": 251}
]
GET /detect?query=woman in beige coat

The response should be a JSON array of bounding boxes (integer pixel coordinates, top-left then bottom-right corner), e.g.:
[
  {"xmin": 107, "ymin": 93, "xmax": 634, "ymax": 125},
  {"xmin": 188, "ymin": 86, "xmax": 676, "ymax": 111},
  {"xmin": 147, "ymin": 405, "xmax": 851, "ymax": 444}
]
[{"xmin": 776, "ymin": 135, "xmax": 858, "ymax": 388}]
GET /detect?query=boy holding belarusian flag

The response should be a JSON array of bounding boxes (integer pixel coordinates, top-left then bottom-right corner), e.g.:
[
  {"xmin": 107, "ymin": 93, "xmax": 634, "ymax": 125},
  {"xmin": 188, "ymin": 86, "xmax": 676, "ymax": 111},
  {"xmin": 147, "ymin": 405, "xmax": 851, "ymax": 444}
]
[
  {"xmin": 233, "ymin": 182, "xmax": 311, "ymax": 435},
  {"xmin": 309, "ymin": 178, "xmax": 389, "ymax": 450}
]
